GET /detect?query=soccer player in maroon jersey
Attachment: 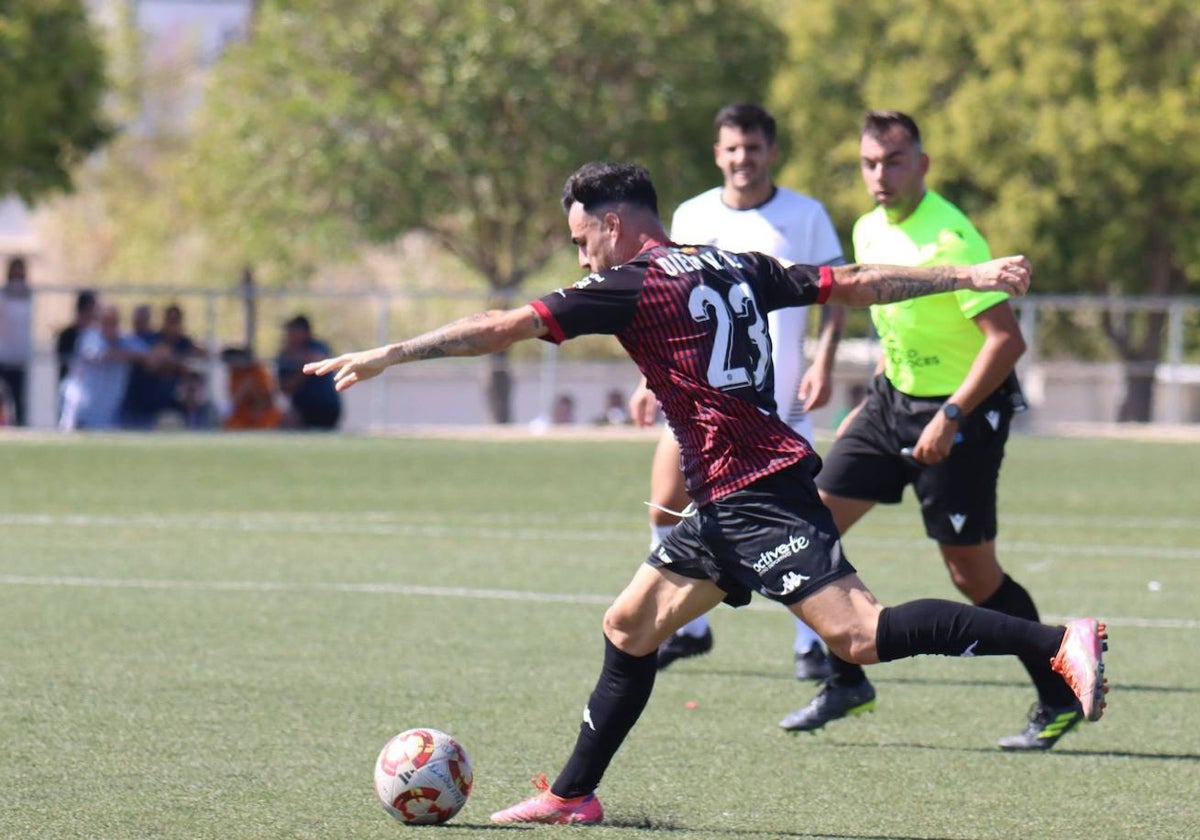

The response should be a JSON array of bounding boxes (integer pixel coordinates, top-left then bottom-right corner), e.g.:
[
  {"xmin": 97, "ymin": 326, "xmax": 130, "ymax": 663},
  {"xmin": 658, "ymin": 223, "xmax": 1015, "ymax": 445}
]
[{"xmin": 305, "ymin": 161, "xmax": 1107, "ymax": 826}]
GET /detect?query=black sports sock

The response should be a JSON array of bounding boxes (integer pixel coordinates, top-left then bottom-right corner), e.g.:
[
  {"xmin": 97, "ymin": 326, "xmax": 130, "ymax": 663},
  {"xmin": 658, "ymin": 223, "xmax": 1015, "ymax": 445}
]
[
  {"xmin": 551, "ymin": 636, "xmax": 657, "ymax": 798},
  {"xmin": 825, "ymin": 651, "xmax": 868, "ymax": 688},
  {"xmin": 980, "ymin": 575, "xmax": 1076, "ymax": 706},
  {"xmin": 876, "ymin": 598, "xmax": 1064, "ymax": 663}
]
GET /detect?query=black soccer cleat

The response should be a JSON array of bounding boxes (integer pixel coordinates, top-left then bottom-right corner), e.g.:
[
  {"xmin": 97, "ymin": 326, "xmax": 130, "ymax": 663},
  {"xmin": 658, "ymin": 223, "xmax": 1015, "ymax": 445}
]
[
  {"xmin": 793, "ymin": 645, "xmax": 832, "ymax": 681},
  {"xmin": 997, "ymin": 701, "xmax": 1084, "ymax": 751},
  {"xmin": 779, "ymin": 678, "xmax": 876, "ymax": 732},
  {"xmin": 655, "ymin": 629, "xmax": 713, "ymax": 671}
]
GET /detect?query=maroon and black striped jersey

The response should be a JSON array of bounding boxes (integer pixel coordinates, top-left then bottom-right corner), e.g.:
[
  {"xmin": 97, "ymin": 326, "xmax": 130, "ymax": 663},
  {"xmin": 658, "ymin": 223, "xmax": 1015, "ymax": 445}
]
[{"xmin": 530, "ymin": 239, "xmax": 833, "ymax": 505}]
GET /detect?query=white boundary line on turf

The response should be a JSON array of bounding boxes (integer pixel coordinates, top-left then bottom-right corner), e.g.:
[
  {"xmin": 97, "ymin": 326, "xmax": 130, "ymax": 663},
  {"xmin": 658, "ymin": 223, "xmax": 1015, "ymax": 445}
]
[
  {"xmin": 2, "ymin": 512, "xmax": 1199, "ymax": 560},
  {"xmin": 1, "ymin": 574, "xmax": 1197, "ymax": 630},
  {"xmin": 3, "ymin": 509, "xmax": 1198, "ymax": 531}
]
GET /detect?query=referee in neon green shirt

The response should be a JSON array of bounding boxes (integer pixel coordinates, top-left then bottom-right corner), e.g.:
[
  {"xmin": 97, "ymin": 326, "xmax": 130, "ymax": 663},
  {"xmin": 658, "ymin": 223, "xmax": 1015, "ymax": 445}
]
[{"xmin": 780, "ymin": 111, "xmax": 1084, "ymax": 750}]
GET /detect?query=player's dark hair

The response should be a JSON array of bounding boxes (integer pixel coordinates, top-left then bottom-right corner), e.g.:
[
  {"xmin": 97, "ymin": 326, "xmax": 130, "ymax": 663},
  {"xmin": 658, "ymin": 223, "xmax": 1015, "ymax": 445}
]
[
  {"xmin": 862, "ymin": 110, "xmax": 922, "ymax": 149},
  {"xmin": 561, "ymin": 162, "xmax": 659, "ymax": 217},
  {"xmin": 714, "ymin": 102, "xmax": 777, "ymax": 145}
]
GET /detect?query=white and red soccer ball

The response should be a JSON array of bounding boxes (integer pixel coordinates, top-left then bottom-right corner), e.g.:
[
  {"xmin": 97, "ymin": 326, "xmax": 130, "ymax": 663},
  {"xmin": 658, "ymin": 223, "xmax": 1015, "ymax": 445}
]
[{"xmin": 373, "ymin": 728, "xmax": 473, "ymax": 825}]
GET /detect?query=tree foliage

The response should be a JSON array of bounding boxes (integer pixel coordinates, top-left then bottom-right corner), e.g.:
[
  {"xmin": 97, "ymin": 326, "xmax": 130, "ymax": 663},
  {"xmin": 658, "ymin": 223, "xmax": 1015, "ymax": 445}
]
[
  {"xmin": 0, "ymin": 0, "xmax": 110, "ymax": 202},
  {"xmin": 182, "ymin": 0, "xmax": 785, "ymax": 288},
  {"xmin": 772, "ymin": 0, "xmax": 1200, "ymax": 419},
  {"xmin": 37, "ymin": 0, "xmax": 215, "ymax": 287}
]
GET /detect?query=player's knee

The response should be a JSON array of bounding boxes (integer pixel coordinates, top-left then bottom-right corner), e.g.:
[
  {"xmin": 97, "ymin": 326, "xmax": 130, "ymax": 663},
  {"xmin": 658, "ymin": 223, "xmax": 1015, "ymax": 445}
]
[
  {"xmin": 944, "ymin": 560, "xmax": 1003, "ymax": 604},
  {"xmin": 821, "ymin": 625, "xmax": 877, "ymax": 665},
  {"xmin": 602, "ymin": 604, "xmax": 656, "ymax": 656}
]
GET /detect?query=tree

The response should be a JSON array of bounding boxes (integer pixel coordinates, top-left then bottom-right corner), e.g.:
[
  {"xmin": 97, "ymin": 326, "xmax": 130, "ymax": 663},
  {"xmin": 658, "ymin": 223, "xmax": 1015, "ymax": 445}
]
[
  {"xmin": 0, "ymin": 0, "xmax": 110, "ymax": 202},
  {"xmin": 36, "ymin": 0, "xmax": 216, "ymax": 287},
  {"xmin": 772, "ymin": 0, "xmax": 1200, "ymax": 421},
  {"xmin": 183, "ymin": 0, "xmax": 784, "ymax": 422}
]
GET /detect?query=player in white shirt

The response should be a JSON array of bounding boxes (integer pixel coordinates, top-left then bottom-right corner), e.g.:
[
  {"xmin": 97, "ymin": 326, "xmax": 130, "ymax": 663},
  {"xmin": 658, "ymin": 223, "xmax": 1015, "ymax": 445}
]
[{"xmin": 628, "ymin": 103, "xmax": 846, "ymax": 678}]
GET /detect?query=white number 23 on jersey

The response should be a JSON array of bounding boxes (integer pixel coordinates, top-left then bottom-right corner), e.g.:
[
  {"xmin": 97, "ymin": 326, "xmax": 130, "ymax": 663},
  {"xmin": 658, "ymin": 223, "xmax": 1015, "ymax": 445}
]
[{"xmin": 687, "ymin": 282, "xmax": 771, "ymax": 391}]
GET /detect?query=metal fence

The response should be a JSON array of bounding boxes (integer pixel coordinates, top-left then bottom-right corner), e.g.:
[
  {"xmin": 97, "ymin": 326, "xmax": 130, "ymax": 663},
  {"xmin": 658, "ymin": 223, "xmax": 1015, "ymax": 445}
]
[{"xmin": 4, "ymin": 283, "xmax": 1199, "ymax": 431}]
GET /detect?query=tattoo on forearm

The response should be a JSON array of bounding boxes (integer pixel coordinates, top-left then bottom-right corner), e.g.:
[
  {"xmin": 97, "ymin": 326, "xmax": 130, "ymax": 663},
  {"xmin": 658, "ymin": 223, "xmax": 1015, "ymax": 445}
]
[
  {"xmin": 860, "ymin": 265, "xmax": 961, "ymax": 303},
  {"xmin": 398, "ymin": 312, "xmax": 496, "ymax": 361}
]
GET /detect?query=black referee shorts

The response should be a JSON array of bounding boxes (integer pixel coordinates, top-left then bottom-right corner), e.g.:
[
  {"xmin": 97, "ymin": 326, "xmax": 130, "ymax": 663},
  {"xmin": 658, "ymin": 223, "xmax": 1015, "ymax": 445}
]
[
  {"xmin": 816, "ymin": 374, "xmax": 1013, "ymax": 544},
  {"xmin": 646, "ymin": 463, "xmax": 856, "ymax": 607}
]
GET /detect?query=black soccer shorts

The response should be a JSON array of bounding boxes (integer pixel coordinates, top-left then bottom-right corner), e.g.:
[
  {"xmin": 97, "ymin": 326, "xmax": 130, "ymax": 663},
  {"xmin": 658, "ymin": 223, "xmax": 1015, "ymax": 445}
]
[
  {"xmin": 646, "ymin": 463, "xmax": 856, "ymax": 607},
  {"xmin": 816, "ymin": 374, "xmax": 1013, "ymax": 544}
]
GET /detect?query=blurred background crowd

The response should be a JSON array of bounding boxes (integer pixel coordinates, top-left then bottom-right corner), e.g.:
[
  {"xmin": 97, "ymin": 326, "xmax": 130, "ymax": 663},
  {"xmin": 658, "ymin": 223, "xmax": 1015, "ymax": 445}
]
[{"xmin": 1, "ymin": 254, "xmax": 341, "ymax": 431}]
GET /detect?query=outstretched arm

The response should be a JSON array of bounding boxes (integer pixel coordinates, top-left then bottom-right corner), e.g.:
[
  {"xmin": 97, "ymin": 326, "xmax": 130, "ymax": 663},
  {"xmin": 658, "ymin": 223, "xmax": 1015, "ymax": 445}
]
[
  {"xmin": 826, "ymin": 256, "xmax": 1031, "ymax": 306},
  {"xmin": 303, "ymin": 306, "xmax": 547, "ymax": 392}
]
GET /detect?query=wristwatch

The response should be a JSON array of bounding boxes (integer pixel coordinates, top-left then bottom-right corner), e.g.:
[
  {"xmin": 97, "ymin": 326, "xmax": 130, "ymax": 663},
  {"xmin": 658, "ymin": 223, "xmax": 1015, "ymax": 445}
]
[{"xmin": 941, "ymin": 402, "xmax": 963, "ymax": 422}]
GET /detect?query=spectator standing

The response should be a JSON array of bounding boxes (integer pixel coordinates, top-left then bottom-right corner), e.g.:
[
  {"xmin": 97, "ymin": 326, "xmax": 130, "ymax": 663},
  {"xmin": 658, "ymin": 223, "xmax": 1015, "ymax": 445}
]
[
  {"xmin": 154, "ymin": 303, "xmax": 205, "ymax": 416},
  {"xmin": 60, "ymin": 305, "xmax": 148, "ymax": 430},
  {"xmin": 56, "ymin": 290, "xmax": 98, "ymax": 384},
  {"xmin": 277, "ymin": 315, "xmax": 340, "ymax": 429},
  {"xmin": 120, "ymin": 304, "xmax": 164, "ymax": 428},
  {"xmin": 0, "ymin": 257, "xmax": 33, "ymax": 425}
]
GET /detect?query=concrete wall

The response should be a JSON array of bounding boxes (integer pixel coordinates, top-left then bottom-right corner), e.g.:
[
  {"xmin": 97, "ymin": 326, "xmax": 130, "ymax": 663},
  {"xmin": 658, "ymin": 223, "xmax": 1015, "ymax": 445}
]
[{"xmin": 14, "ymin": 350, "xmax": 1200, "ymax": 432}]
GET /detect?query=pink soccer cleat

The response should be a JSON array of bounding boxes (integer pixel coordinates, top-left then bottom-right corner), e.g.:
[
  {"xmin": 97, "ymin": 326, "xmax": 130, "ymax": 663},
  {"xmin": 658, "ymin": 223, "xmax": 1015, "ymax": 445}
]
[
  {"xmin": 489, "ymin": 774, "xmax": 604, "ymax": 825},
  {"xmin": 1050, "ymin": 618, "xmax": 1109, "ymax": 722}
]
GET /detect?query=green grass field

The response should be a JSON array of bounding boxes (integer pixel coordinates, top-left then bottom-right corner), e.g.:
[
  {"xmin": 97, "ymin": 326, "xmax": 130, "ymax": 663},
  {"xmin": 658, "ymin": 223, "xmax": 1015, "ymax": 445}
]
[{"xmin": 2, "ymin": 432, "xmax": 1198, "ymax": 840}]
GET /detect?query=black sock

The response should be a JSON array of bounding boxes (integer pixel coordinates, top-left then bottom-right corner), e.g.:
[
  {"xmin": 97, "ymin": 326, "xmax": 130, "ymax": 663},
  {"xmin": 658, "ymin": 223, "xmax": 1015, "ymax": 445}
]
[
  {"xmin": 826, "ymin": 651, "xmax": 868, "ymax": 688},
  {"xmin": 876, "ymin": 598, "xmax": 1064, "ymax": 663},
  {"xmin": 980, "ymin": 575, "xmax": 1076, "ymax": 706},
  {"xmin": 551, "ymin": 636, "xmax": 656, "ymax": 798}
]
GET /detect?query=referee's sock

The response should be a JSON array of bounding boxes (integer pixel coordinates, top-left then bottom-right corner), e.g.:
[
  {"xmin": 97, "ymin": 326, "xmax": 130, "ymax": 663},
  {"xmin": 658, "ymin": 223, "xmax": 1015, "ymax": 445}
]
[
  {"xmin": 875, "ymin": 598, "xmax": 1063, "ymax": 663},
  {"xmin": 979, "ymin": 574, "xmax": 1077, "ymax": 707},
  {"xmin": 551, "ymin": 636, "xmax": 656, "ymax": 798}
]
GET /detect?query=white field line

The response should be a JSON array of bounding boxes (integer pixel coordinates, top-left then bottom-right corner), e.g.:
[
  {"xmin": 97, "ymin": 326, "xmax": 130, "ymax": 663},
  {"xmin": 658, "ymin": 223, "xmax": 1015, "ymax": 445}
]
[
  {"xmin": 2, "ymin": 512, "xmax": 1199, "ymax": 560},
  {"xmin": 4, "ymin": 508, "xmax": 1200, "ymax": 530},
  {"xmin": 0, "ymin": 573, "xmax": 1196, "ymax": 630}
]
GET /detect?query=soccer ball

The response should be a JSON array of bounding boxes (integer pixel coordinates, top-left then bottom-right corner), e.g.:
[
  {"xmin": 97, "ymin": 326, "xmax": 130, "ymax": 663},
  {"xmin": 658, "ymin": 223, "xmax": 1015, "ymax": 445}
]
[{"xmin": 373, "ymin": 728, "xmax": 473, "ymax": 825}]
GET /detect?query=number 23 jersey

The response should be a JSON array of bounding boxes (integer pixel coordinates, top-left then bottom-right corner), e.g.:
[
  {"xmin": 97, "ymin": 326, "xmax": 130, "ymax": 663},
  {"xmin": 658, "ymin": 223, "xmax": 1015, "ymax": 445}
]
[{"xmin": 530, "ymin": 239, "xmax": 832, "ymax": 505}]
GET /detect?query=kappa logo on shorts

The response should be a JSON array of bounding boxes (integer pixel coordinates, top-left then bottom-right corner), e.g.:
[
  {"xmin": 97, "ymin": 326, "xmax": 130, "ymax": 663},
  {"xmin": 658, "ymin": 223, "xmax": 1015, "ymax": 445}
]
[
  {"xmin": 779, "ymin": 571, "xmax": 811, "ymax": 595},
  {"xmin": 986, "ymin": 410, "xmax": 1001, "ymax": 430},
  {"xmin": 949, "ymin": 513, "xmax": 968, "ymax": 534},
  {"xmin": 752, "ymin": 535, "xmax": 810, "ymax": 574}
]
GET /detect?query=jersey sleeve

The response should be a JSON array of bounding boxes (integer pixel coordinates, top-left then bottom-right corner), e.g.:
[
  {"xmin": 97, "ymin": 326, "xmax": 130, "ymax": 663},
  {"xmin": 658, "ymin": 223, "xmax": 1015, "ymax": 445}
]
[
  {"xmin": 744, "ymin": 252, "xmax": 833, "ymax": 312},
  {"xmin": 529, "ymin": 266, "xmax": 644, "ymax": 344}
]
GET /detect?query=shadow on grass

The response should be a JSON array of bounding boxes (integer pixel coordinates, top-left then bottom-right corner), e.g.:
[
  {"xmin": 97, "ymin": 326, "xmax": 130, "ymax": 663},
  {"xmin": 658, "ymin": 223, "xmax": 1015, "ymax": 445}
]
[
  {"xmin": 601, "ymin": 814, "xmax": 969, "ymax": 840},
  {"xmin": 697, "ymin": 668, "xmax": 1028, "ymax": 689},
  {"xmin": 699, "ymin": 668, "xmax": 1200, "ymax": 696},
  {"xmin": 452, "ymin": 819, "xmax": 965, "ymax": 839},
  {"xmin": 814, "ymin": 739, "xmax": 1200, "ymax": 763}
]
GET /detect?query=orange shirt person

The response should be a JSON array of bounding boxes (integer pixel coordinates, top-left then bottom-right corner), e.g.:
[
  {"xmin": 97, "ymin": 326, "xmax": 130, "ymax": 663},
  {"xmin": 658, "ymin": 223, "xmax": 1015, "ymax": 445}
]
[{"xmin": 222, "ymin": 348, "xmax": 283, "ymax": 430}]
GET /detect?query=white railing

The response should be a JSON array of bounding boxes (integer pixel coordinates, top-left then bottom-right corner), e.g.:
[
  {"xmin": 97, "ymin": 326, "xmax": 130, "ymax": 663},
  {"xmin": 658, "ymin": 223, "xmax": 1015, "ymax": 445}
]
[{"xmin": 4, "ymin": 284, "xmax": 1198, "ymax": 430}]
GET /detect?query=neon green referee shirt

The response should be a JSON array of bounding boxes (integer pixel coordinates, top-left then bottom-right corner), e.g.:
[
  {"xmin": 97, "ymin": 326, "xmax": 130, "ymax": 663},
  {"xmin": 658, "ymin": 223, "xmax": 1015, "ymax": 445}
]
[{"xmin": 852, "ymin": 190, "xmax": 1005, "ymax": 397}]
